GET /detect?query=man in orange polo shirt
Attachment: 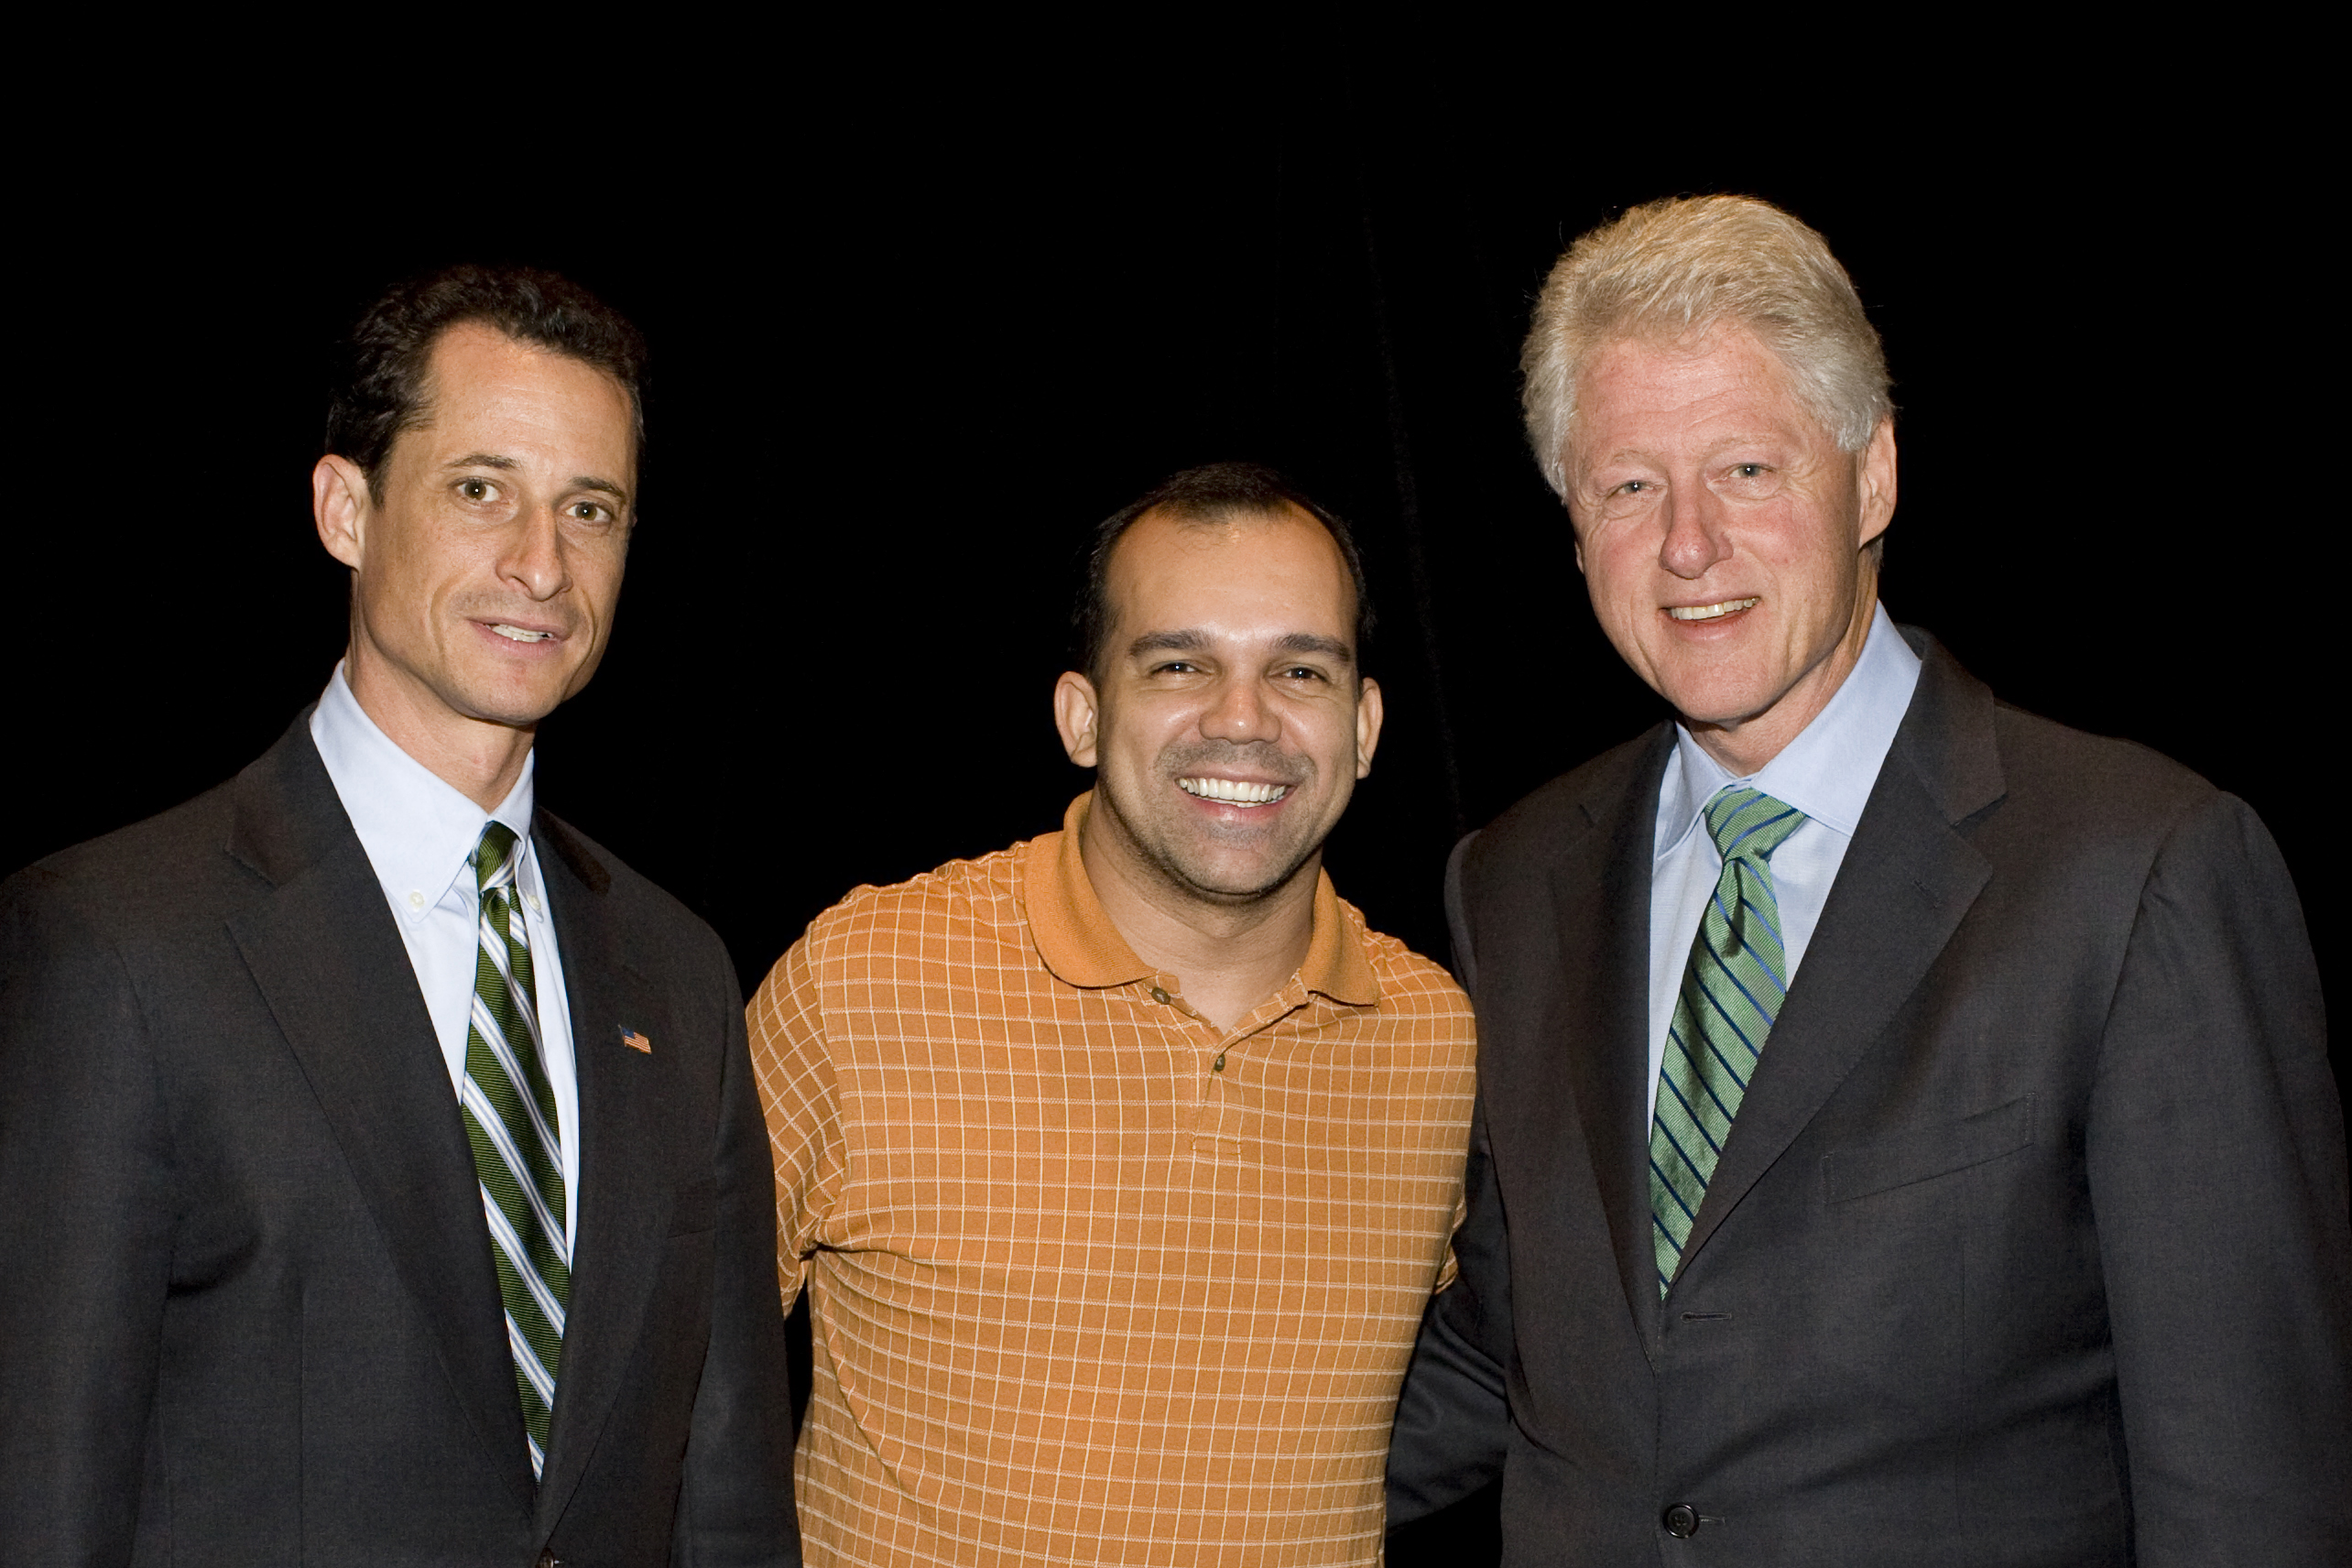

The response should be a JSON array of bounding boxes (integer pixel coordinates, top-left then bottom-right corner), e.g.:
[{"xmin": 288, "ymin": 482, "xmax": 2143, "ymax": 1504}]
[{"xmin": 747, "ymin": 463, "xmax": 1476, "ymax": 1564}]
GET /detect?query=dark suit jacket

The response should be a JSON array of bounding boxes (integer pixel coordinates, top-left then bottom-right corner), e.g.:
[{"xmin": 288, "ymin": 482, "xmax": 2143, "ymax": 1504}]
[
  {"xmin": 1387, "ymin": 633, "xmax": 2351, "ymax": 1566},
  {"xmin": 0, "ymin": 716, "xmax": 800, "ymax": 1566}
]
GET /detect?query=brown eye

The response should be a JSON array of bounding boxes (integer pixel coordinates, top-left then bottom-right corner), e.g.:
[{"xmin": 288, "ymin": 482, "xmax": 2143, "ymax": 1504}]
[{"xmin": 461, "ymin": 479, "xmax": 491, "ymax": 501}]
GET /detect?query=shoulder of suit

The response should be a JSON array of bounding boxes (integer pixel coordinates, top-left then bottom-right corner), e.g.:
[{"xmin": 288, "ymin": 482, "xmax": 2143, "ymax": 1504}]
[
  {"xmin": 1981, "ymin": 700, "xmax": 2226, "ymax": 834},
  {"xmin": 535, "ymin": 810, "xmax": 729, "ymax": 962},
  {"xmin": 4, "ymin": 775, "xmax": 247, "ymax": 921},
  {"xmin": 1462, "ymin": 725, "xmax": 1667, "ymax": 874}
]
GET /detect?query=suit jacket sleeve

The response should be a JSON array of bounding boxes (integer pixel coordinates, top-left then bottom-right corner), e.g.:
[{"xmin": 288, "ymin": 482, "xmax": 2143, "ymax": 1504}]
[
  {"xmin": 672, "ymin": 948, "xmax": 803, "ymax": 1566},
  {"xmin": 0, "ymin": 870, "xmax": 172, "ymax": 1566},
  {"xmin": 1385, "ymin": 833, "xmax": 1512, "ymax": 1526},
  {"xmin": 2087, "ymin": 792, "xmax": 2350, "ymax": 1566}
]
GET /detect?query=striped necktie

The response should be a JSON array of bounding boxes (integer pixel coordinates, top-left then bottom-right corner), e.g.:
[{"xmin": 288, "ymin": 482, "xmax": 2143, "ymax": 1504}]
[
  {"xmin": 1649, "ymin": 787, "xmax": 1806, "ymax": 1297},
  {"xmin": 463, "ymin": 822, "xmax": 571, "ymax": 1479}
]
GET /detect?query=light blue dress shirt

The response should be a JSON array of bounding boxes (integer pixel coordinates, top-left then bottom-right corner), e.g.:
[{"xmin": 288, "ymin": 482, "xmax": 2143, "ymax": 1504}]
[
  {"xmin": 310, "ymin": 663, "xmax": 580, "ymax": 1250},
  {"xmin": 1645, "ymin": 604, "xmax": 1921, "ymax": 1121}
]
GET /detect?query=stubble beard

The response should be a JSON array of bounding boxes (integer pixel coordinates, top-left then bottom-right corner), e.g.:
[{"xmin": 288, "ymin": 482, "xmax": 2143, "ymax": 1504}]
[{"xmin": 1094, "ymin": 742, "xmax": 1326, "ymax": 909}]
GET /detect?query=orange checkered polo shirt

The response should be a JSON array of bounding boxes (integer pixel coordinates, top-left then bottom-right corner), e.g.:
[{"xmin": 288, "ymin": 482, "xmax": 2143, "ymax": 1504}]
[{"xmin": 748, "ymin": 793, "xmax": 1477, "ymax": 1565}]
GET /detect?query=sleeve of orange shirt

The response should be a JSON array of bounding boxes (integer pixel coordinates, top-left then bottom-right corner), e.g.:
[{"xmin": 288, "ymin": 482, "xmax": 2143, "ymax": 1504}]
[
  {"xmin": 746, "ymin": 932, "xmax": 846, "ymax": 1309},
  {"xmin": 1435, "ymin": 1193, "xmax": 1465, "ymax": 1294}
]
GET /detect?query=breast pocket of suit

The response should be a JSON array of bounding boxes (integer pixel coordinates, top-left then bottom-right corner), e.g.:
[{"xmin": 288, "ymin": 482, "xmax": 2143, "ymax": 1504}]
[
  {"xmin": 668, "ymin": 1173, "xmax": 718, "ymax": 1236},
  {"xmin": 1822, "ymin": 1095, "xmax": 2037, "ymax": 1205}
]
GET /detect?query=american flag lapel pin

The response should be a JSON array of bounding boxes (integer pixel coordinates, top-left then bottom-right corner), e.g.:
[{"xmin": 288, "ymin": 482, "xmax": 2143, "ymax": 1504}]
[{"xmin": 619, "ymin": 1026, "xmax": 652, "ymax": 1054}]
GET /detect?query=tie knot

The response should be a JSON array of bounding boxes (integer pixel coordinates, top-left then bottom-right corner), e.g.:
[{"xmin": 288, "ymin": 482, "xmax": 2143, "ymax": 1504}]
[
  {"xmin": 474, "ymin": 822, "xmax": 522, "ymax": 895},
  {"xmin": 1704, "ymin": 787, "xmax": 1805, "ymax": 865}
]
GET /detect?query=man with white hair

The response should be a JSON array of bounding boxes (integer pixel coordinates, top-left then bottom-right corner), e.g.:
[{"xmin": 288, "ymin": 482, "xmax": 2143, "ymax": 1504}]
[{"xmin": 1384, "ymin": 196, "xmax": 2350, "ymax": 1565}]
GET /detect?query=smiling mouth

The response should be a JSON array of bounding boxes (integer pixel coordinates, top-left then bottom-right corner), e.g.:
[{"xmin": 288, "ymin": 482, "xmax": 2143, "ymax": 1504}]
[
  {"xmin": 1667, "ymin": 597, "xmax": 1760, "ymax": 622},
  {"xmin": 488, "ymin": 623, "xmax": 557, "ymax": 643},
  {"xmin": 1180, "ymin": 777, "xmax": 1290, "ymax": 806}
]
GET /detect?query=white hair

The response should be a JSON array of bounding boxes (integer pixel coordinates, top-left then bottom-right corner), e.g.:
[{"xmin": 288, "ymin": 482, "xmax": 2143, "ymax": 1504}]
[{"xmin": 1521, "ymin": 195, "xmax": 1893, "ymax": 495}]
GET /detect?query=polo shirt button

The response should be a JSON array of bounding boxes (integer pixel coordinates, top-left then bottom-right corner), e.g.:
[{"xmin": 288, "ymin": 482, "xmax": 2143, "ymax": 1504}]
[
  {"xmin": 1662, "ymin": 1503, "xmax": 1700, "ymax": 1538},
  {"xmin": 1149, "ymin": 986, "xmax": 1171, "ymax": 1004},
  {"xmin": 1213, "ymin": 1052, "xmax": 1226, "ymax": 1073}
]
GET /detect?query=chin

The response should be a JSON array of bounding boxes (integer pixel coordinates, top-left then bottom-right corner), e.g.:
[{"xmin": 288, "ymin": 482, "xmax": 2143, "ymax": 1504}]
[
  {"xmin": 1177, "ymin": 848, "xmax": 1316, "ymax": 902},
  {"xmin": 1653, "ymin": 668, "xmax": 1775, "ymax": 724},
  {"xmin": 452, "ymin": 681, "xmax": 571, "ymax": 729}
]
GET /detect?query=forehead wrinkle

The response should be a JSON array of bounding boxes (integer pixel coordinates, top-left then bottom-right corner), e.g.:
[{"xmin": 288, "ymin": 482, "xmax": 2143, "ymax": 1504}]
[{"xmin": 443, "ymin": 452, "xmax": 521, "ymax": 471}]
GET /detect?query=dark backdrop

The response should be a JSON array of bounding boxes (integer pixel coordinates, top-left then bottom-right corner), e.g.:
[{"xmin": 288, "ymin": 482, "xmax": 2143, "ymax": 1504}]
[{"xmin": 10, "ymin": 88, "xmax": 2329, "ymax": 1564}]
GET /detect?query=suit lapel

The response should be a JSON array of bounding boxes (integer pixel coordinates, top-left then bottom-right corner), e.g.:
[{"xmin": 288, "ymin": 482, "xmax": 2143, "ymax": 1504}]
[
  {"xmin": 223, "ymin": 721, "xmax": 535, "ymax": 1512},
  {"xmin": 1676, "ymin": 639, "xmax": 2004, "ymax": 1273},
  {"xmin": 530, "ymin": 815, "xmax": 675, "ymax": 1530},
  {"xmin": 1550, "ymin": 726, "xmax": 1672, "ymax": 1347}
]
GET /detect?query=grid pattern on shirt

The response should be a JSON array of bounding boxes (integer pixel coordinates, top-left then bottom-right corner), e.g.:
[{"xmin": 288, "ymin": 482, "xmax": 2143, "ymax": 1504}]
[{"xmin": 749, "ymin": 829, "xmax": 1475, "ymax": 1567}]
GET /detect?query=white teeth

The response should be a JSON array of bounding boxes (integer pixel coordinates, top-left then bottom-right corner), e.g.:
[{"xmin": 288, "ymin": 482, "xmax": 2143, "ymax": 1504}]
[
  {"xmin": 490, "ymin": 624, "xmax": 553, "ymax": 642},
  {"xmin": 1179, "ymin": 778, "xmax": 1290, "ymax": 806},
  {"xmin": 1668, "ymin": 597, "xmax": 1760, "ymax": 622}
]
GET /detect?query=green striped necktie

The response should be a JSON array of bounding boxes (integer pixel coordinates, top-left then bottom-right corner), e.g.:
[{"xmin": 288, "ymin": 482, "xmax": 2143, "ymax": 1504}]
[
  {"xmin": 1649, "ymin": 787, "xmax": 1806, "ymax": 1298},
  {"xmin": 462, "ymin": 822, "xmax": 571, "ymax": 1479}
]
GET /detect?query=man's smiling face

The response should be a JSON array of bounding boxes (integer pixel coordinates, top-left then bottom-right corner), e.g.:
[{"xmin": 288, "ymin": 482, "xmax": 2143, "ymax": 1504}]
[
  {"xmin": 1055, "ymin": 504, "xmax": 1382, "ymax": 907},
  {"xmin": 1564, "ymin": 321, "xmax": 1896, "ymax": 772},
  {"xmin": 327, "ymin": 320, "xmax": 636, "ymax": 740}
]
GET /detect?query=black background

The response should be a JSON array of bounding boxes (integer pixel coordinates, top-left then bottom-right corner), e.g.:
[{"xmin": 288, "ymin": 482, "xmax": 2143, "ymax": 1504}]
[{"xmin": 11, "ymin": 71, "xmax": 2330, "ymax": 1563}]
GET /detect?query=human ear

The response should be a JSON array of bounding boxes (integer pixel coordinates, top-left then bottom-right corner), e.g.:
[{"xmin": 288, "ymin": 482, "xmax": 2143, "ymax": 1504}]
[
  {"xmin": 1353, "ymin": 677, "xmax": 1385, "ymax": 779},
  {"xmin": 1857, "ymin": 418, "xmax": 1898, "ymax": 547},
  {"xmin": 1053, "ymin": 671, "xmax": 1102, "ymax": 768},
  {"xmin": 313, "ymin": 454, "xmax": 374, "ymax": 570}
]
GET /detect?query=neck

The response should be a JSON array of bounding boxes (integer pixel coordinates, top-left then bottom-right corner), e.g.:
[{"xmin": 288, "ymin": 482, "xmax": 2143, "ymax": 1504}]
[
  {"xmin": 1078, "ymin": 806, "xmax": 1321, "ymax": 1033},
  {"xmin": 1687, "ymin": 576, "xmax": 1880, "ymax": 778},
  {"xmin": 344, "ymin": 650, "xmax": 537, "ymax": 811}
]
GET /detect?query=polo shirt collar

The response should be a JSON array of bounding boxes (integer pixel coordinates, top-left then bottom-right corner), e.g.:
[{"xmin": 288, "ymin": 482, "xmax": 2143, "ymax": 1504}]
[{"xmin": 1022, "ymin": 791, "xmax": 1380, "ymax": 1007}]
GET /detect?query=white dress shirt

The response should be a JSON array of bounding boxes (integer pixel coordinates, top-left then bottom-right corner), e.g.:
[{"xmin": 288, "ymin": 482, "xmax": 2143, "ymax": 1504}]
[
  {"xmin": 1645, "ymin": 604, "xmax": 1921, "ymax": 1121},
  {"xmin": 310, "ymin": 664, "xmax": 580, "ymax": 1250}
]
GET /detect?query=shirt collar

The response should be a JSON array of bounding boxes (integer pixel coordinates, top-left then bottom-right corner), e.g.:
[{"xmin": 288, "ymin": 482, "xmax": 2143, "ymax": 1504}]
[
  {"xmin": 1655, "ymin": 603, "xmax": 1922, "ymax": 859},
  {"xmin": 310, "ymin": 661, "xmax": 539, "ymax": 923},
  {"xmin": 1020, "ymin": 791, "xmax": 1380, "ymax": 1007}
]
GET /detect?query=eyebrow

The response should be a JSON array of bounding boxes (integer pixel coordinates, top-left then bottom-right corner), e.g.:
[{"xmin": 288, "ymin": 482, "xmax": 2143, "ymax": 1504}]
[
  {"xmin": 443, "ymin": 453, "xmax": 629, "ymax": 502},
  {"xmin": 1127, "ymin": 630, "xmax": 1208, "ymax": 659},
  {"xmin": 1126, "ymin": 629, "xmax": 1355, "ymax": 665},
  {"xmin": 1272, "ymin": 632, "xmax": 1354, "ymax": 664}
]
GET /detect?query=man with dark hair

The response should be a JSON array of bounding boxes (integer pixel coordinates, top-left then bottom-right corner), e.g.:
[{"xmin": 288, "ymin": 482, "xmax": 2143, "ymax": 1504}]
[
  {"xmin": 1, "ymin": 266, "xmax": 800, "ymax": 1563},
  {"xmin": 1385, "ymin": 196, "xmax": 2349, "ymax": 1564},
  {"xmin": 1073, "ymin": 462, "xmax": 1376, "ymax": 679},
  {"xmin": 328, "ymin": 264, "xmax": 651, "ymax": 491},
  {"xmin": 747, "ymin": 463, "xmax": 1476, "ymax": 1563}
]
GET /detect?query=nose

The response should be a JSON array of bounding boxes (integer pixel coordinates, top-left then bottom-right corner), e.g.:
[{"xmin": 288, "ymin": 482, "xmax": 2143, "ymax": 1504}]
[
  {"xmin": 1202, "ymin": 674, "xmax": 1281, "ymax": 745},
  {"xmin": 1658, "ymin": 485, "xmax": 1731, "ymax": 581},
  {"xmin": 502, "ymin": 505, "xmax": 573, "ymax": 602}
]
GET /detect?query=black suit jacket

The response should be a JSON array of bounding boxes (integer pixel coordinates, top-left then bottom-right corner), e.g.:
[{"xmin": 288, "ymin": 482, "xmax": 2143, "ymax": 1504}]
[
  {"xmin": 0, "ymin": 717, "xmax": 800, "ymax": 1565},
  {"xmin": 1387, "ymin": 633, "xmax": 2351, "ymax": 1566}
]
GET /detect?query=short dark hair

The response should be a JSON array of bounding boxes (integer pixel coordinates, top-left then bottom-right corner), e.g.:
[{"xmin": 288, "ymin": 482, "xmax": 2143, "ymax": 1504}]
[
  {"xmin": 324, "ymin": 264, "xmax": 648, "ymax": 500},
  {"xmin": 1073, "ymin": 462, "xmax": 1374, "ymax": 681}
]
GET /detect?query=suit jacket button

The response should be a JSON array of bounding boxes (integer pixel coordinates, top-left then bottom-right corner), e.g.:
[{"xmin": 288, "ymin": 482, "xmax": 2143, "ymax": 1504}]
[
  {"xmin": 537, "ymin": 1552, "xmax": 561, "ymax": 1568},
  {"xmin": 1662, "ymin": 1503, "xmax": 1700, "ymax": 1538}
]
